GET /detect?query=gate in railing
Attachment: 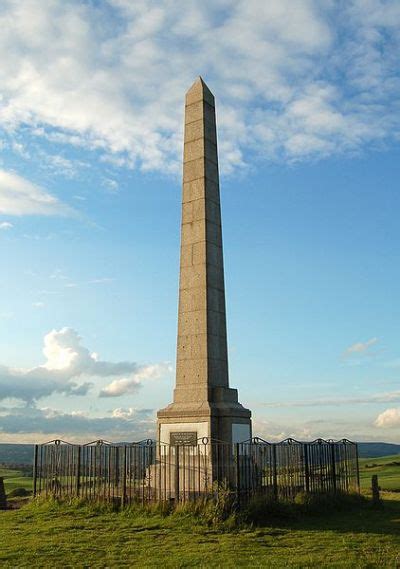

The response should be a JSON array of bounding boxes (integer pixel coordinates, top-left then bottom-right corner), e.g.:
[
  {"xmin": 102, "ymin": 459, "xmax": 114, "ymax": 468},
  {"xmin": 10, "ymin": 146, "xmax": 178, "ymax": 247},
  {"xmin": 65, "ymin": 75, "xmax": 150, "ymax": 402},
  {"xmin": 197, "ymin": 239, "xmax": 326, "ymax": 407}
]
[{"xmin": 33, "ymin": 437, "xmax": 359, "ymax": 505}]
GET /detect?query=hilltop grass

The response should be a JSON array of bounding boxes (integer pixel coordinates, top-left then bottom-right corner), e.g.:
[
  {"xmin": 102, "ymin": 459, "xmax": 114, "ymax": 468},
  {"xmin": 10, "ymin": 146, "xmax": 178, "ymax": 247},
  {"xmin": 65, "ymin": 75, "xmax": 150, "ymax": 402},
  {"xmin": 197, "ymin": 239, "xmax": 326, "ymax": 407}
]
[{"xmin": 0, "ymin": 493, "xmax": 400, "ymax": 568}]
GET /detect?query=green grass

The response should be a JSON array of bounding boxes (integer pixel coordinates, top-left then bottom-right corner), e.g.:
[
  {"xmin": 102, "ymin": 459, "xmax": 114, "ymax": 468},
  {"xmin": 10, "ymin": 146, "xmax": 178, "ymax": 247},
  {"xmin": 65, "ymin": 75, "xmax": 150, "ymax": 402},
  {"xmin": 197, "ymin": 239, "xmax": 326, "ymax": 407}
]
[
  {"xmin": 0, "ymin": 467, "xmax": 33, "ymax": 494},
  {"xmin": 359, "ymin": 454, "xmax": 400, "ymax": 492},
  {"xmin": 0, "ymin": 494, "xmax": 400, "ymax": 568},
  {"xmin": 0, "ymin": 455, "xmax": 398, "ymax": 567}
]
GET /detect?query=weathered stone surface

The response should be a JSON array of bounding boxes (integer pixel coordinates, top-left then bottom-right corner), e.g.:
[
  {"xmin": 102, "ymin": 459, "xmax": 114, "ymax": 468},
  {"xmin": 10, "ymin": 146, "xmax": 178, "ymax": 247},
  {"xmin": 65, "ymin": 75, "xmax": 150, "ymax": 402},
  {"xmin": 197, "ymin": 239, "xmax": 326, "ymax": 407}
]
[
  {"xmin": 184, "ymin": 139, "xmax": 218, "ymax": 164},
  {"xmin": 183, "ymin": 179, "xmax": 219, "ymax": 204},
  {"xmin": 184, "ymin": 119, "xmax": 217, "ymax": 145},
  {"xmin": 157, "ymin": 77, "xmax": 251, "ymax": 444}
]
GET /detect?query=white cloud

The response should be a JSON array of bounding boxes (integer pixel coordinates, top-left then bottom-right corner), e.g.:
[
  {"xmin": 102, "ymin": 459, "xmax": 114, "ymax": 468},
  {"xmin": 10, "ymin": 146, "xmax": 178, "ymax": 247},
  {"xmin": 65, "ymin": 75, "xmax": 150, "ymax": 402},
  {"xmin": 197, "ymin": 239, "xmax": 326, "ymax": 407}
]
[
  {"xmin": 102, "ymin": 179, "xmax": 119, "ymax": 193},
  {"xmin": 374, "ymin": 408, "xmax": 400, "ymax": 428},
  {"xmin": 0, "ymin": 169, "xmax": 72, "ymax": 216},
  {"xmin": 0, "ymin": 221, "xmax": 13, "ymax": 229},
  {"xmin": 100, "ymin": 363, "xmax": 172, "ymax": 397},
  {"xmin": 0, "ymin": 1, "xmax": 398, "ymax": 174},
  {"xmin": 44, "ymin": 154, "xmax": 76, "ymax": 176},
  {"xmin": 135, "ymin": 363, "xmax": 173, "ymax": 380},
  {"xmin": 0, "ymin": 327, "xmax": 169, "ymax": 403},
  {"xmin": 11, "ymin": 141, "xmax": 30, "ymax": 159},
  {"xmin": 112, "ymin": 407, "xmax": 137, "ymax": 419},
  {"xmin": 40, "ymin": 152, "xmax": 88, "ymax": 178},
  {"xmin": 41, "ymin": 327, "xmax": 139, "ymax": 377},
  {"xmin": 344, "ymin": 337, "xmax": 379, "ymax": 357},
  {"xmin": 99, "ymin": 377, "xmax": 141, "ymax": 398}
]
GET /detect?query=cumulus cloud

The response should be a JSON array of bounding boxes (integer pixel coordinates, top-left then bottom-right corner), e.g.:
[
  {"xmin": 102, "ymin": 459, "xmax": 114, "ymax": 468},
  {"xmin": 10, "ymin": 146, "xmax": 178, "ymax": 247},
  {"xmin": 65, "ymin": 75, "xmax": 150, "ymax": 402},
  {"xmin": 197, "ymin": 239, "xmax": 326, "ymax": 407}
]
[
  {"xmin": 374, "ymin": 408, "xmax": 400, "ymax": 428},
  {"xmin": 343, "ymin": 337, "xmax": 379, "ymax": 357},
  {"xmin": 0, "ymin": 169, "xmax": 72, "ymax": 216},
  {"xmin": 99, "ymin": 378, "xmax": 141, "ymax": 398},
  {"xmin": 112, "ymin": 407, "xmax": 135, "ymax": 419},
  {"xmin": 0, "ymin": 327, "xmax": 170, "ymax": 403},
  {"xmin": 41, "ymin": 327, "xmax": 139, "ymax": 377},
  {"xmin": 0, "ymin": 1, "xmax": 399, "ymax": 175},
  {"xmin": 100, "ymin": 363, "xmax": 172, "ymax": 397}
]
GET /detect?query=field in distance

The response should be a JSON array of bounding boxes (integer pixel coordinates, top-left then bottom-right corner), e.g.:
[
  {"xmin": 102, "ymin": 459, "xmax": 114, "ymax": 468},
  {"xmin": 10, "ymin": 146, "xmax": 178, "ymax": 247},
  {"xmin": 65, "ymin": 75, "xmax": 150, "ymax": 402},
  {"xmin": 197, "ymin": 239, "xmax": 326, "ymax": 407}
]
[
  {"xmin": 359, "ymin": 454, "xmax": 400, "ymax": 492},
  {"xmin": 1, "ymin": 454, "xmax": 399, "ymax": 496},
  {"xmin": 0, "ymin": 466, "xmax": 33, "ymax": 495}
]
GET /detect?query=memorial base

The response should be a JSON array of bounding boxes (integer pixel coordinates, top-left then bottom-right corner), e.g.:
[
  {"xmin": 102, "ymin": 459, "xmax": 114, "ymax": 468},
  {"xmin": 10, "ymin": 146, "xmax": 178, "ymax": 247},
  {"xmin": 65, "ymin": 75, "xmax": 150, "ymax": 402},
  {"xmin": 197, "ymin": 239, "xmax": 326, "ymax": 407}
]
[{"xmin": 157, "ymin": 399, "xmax": 252, "ymax": 447}]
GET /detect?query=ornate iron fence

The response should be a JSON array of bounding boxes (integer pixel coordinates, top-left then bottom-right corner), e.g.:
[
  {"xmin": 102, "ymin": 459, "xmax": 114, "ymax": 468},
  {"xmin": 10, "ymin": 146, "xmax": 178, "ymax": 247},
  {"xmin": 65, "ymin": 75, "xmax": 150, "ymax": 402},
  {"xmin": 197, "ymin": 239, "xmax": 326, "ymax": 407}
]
[{"xmin": 33, "ymin": 437, "xmax": 359, "ymax": 505}]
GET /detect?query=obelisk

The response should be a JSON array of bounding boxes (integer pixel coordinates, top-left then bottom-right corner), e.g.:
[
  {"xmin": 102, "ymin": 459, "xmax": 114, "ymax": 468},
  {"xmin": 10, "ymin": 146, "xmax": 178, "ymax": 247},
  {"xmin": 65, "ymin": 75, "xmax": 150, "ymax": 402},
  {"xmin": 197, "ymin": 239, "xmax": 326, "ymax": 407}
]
[{"xmin": 157, "ymin": 77, "xmax": 251, "ymax": 445}]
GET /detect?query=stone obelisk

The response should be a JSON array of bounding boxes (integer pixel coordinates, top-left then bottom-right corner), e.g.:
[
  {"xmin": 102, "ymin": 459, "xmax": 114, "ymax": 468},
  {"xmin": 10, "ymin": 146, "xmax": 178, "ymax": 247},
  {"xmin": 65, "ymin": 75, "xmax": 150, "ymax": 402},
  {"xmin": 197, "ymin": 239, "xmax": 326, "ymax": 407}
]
[{"xmin": 157, "ymin": 77, "xmax": 251, "ymax": 445}]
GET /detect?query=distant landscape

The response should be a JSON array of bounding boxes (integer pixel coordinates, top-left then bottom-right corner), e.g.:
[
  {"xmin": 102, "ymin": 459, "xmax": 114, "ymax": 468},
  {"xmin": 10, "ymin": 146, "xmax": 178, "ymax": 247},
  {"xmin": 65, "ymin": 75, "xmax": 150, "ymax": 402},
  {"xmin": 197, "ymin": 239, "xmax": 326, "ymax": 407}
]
[
  {"xmin": 0, "ymin": 444, "xmax": 34, "ymax": 465},
  {"xmin": 1, "ymin": 441, "xmax": 399, "ymax": 466},
  {"xmin": 357, "ymin": 442, "xmax": 400, "ymax": 458},
  {"xmin": 1, "ymin": 442, "xmax": 399, "ymax": 498}
]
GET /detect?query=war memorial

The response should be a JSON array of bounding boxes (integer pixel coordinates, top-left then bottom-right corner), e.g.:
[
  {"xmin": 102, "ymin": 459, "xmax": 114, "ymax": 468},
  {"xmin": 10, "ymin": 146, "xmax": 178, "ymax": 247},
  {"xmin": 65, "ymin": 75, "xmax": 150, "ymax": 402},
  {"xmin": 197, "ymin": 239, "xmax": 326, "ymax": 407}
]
[
  {"xmin": 157, "ymin": 77, "xmax": 252, "ymax": 446},
  {"xmin": 32, "ymin": 80, "xmax": 359, "ymax": 505}
]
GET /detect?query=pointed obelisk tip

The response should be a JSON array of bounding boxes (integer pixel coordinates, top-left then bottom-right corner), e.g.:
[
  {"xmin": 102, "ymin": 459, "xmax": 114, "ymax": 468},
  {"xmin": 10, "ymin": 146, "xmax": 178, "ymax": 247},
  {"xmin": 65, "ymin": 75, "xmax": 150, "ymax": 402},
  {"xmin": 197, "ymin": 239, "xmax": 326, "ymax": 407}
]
[{"xmin": 186, "ymin": 76, "xmax": 215, "ymax": 106}]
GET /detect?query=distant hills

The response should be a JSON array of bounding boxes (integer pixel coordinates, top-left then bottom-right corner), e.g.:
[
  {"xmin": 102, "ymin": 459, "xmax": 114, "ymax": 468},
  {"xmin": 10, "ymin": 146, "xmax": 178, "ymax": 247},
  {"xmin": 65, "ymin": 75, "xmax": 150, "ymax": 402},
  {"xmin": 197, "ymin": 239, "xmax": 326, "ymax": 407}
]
[
  {"xmin": 357, "ymin": 442, "xmax": 400, "ymax": 458},
  {"xmin": 0, "ymin": 441, "xmax": 399, "ymax": 465},
  {"xmin": 0, "ymin": 443, "xmax": 34, "ymax": 465}
]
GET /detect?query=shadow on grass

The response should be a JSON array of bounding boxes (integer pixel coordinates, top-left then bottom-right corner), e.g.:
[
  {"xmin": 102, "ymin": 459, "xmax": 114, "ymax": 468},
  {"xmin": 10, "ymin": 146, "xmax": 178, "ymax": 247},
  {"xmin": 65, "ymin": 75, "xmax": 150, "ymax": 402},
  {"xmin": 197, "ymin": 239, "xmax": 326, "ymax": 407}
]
[
  {"xmin": 242, "ymin": 492, "xmax": 400, "ymax": 537},
  {"xmin": 16, "ymin": 491, "xmax": 400, "ymax": 539}
]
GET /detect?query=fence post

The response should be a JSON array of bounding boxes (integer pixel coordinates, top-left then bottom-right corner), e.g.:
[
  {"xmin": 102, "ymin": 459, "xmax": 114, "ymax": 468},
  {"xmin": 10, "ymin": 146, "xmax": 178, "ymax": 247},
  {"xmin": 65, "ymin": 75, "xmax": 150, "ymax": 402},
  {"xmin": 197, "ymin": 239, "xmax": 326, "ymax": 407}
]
[
  {"xmin": 33, "ymin": 444, "xmax": 38, "ymax": 497},
  {"xmin": 303, "ymin": 444, "xmax": 310, "ymax": 493},
  {"xmin": 272, "ymin": 444, "xmax": 278, "ymax": 500},
  {"xmin": 355, "ymin": 444, "xmax": 360, "ymax": 493},
  {"xmin": 76, "ymin": 446, "xmax": 81, "ymax": 497},
  {"xmin": 372, "ymin": 475, "xmax": 381, "ymax": 507},
  {"xmin": 235, "ymin": 443, "xmax": 240, "ymax": 506},
  {"xmin": 115, "ymin": 446, "xmax": 120, "ymax": 488},
  {"xmin": 330, "ymin": 443, "xmax": 337, "ymax": 493},
  {"xmin": 175, "ymin": 445, "xmax": 180, "ymax": 502},
  {"xmin": 0, "ymin": 477, "xmax": 7, "ymax": 510},
  {"xmin": 121, "ymin": 446, "xmax": 127, "ymax": 507}
]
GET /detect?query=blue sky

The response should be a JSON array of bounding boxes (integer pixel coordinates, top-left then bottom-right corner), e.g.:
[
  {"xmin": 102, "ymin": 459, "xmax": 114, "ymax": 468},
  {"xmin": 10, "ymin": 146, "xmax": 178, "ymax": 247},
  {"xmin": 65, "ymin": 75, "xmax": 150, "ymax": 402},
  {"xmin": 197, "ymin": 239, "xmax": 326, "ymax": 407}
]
[{"xmin": 0, "ymin": 0, "xmax": 399, "ymax": 443}]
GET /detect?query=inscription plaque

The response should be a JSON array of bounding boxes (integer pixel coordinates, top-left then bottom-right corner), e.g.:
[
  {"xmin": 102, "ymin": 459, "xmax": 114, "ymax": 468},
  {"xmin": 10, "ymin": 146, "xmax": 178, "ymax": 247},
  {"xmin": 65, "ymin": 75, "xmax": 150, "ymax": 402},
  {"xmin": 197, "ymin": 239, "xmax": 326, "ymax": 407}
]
[{"xmin": 170, "ymin": 432, "xmax": 197, "ymax": 446}]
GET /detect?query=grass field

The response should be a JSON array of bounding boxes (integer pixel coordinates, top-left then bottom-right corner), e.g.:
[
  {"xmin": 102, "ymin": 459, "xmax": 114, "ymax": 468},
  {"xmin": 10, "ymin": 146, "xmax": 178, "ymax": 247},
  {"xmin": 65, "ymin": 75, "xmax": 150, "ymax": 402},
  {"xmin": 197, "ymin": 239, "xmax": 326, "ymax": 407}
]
[
  {"xmin": 0, "ymin": 494, "xmax": 399, "ymax": 567},
  {"xmin": 0, "ymin": 467, "xmax": 33, "ymax": 494},
  {"xmin": 0, "ymin": 456, "xmax": 399, "ymax": 567},
  {"xmin": 359, "ymin": 455, "xmax": 400, "ymax": 492}
]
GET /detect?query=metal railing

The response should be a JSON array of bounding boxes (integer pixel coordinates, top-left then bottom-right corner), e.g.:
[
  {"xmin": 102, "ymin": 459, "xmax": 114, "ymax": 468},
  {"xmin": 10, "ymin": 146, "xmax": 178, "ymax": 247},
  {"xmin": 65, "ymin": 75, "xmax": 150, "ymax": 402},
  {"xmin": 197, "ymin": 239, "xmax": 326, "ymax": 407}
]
[{"xmin": 33, "ymin": 437, "xmax": 359, "ymax": 505}]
